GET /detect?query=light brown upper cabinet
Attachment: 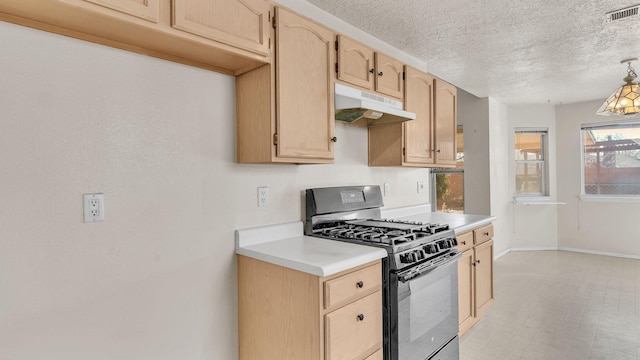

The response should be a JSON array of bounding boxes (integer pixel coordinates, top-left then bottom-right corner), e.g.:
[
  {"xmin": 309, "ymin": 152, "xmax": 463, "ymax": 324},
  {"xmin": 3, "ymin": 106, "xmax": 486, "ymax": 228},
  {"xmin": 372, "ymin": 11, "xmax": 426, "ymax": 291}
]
[
  {"xmin": 368, "ymin": 66, "xmax": 436, "ymax": 167},
  {"xmin": 0, "ymin": 0, "xmax": 270, "ymax": 76},
  {"xmin": 374, "ymin": 52, "xmax": 403, "ymax": 99},
  {"xmin": 336, "ymin": 35, "xmax": 404, "ymax": 100},
  {"xmin": 172, "ymin": 0, "xmax": 271, "ymax": 57},
  {"xmin": 84, "ymin": 0, "xmax": 159, "ymax": 22},
  {"xmin": 336, "ymin": 35, "xmax": 375, "ymax": 90},
  {"xmin": 403, "ymin": 67, "xmax": 435, "ymax": 165},
  {"xmin": 236, "ymin": 7, "xmax": 336, "ymax": 164},
  {"xmin": 434, "ymin": 78, "xmax": 458, "ymax": 166}
]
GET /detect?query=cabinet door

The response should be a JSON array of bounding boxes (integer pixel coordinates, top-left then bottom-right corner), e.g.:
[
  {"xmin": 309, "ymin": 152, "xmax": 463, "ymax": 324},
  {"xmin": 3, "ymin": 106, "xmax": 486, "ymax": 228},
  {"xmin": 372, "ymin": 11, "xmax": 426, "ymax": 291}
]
[
  {"xmin": 458, "ymin": 249, "xmax": 475, "ymax": 336},
  {"xmin": 325, "ymin": 291, "xmax": 382, "ymax": 360},
  {"xmin": 364, "ymin": 349, "xmax": 383, "ymax": 360},
  {"xmin": 173, "ymin": 0, "xmax": 271, "ymax": 56},
  {"xmin": 473, "ymin": 224, "xmax": 494, "ymax": 245},
  {"xmin": 403, "ymin": 66, "xmax": 434, "ymax": 165},
  {"xmin": 434, "ymin": 79, "xmax": 457, "ymax": 166},
  {"xmin": 474, "ymin": 239, "xmax": 494, "ymax": 316},
  {"xmin": 374, "ymin": 52, "xmax": 403, "ymax": 99},
  {"xmin": 84, "ymin": 0, "xmax": 159, "ymax": 22},
  {"xmin": 275, "ymin": 7, "xmax": 335, "ymax": 160},
  {"xmin": 336, "ymin": 35, "xmax": 374, "ymax": 90}
]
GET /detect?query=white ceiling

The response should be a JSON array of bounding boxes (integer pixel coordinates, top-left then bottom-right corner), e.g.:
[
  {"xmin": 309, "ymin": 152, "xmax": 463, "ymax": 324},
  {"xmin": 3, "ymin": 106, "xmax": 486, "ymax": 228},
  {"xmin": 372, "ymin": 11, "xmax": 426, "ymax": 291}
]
[{"xmin": 306, "ymin": 0, "xmax": 640, "ymax": 105}]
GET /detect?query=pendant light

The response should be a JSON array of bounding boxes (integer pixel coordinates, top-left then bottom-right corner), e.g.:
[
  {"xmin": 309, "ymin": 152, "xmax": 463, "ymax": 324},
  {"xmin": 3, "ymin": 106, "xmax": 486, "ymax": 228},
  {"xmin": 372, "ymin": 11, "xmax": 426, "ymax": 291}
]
[{"xmin": 596, "ymin": 58, "xmax": 640, "ymax": 116}]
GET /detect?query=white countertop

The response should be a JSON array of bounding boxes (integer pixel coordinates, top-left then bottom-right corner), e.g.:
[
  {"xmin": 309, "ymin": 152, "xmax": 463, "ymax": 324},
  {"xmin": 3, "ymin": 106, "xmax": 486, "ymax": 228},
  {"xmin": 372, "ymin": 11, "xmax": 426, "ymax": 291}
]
[
  {"xmin": 235, "ymin": 208, "xmax": 495, "ymax": 276},
  {"xmin": 382, "ymin": 204, "xmax": 496, "ymax": 234},
  {"xmin": 235, "ymin": 221, "xmax": 387, "ymax": 277}
]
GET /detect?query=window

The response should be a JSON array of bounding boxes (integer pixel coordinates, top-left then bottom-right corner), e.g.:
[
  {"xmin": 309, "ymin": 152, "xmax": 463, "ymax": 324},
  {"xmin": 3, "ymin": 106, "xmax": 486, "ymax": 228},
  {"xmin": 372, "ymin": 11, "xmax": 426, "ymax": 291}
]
[
  {"xmin": 581, "ymin": 122, "xmax": 640, "ymax": 196},
  {"xmin": 515, "ymin": 129, "xmax": 548, "ymax": 196},
  {"xmin": 432, "ymin": 126, "xmax": 464, "ymax": 213}
]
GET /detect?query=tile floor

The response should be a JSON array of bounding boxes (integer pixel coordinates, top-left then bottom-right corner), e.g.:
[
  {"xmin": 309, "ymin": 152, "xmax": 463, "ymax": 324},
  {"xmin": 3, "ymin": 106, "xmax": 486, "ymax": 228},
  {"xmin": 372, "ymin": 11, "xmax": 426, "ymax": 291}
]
[{"xmin": 459, "ymin": 250, "xmax": 640, "ymax": 360}]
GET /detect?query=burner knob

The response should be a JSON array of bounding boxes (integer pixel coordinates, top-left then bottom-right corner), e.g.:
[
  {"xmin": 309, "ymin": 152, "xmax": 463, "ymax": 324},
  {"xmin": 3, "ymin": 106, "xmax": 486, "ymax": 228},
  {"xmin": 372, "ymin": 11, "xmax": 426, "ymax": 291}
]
[{"xmin": 425, "ymin": 244, "xmax": 438, "ymax": 254}]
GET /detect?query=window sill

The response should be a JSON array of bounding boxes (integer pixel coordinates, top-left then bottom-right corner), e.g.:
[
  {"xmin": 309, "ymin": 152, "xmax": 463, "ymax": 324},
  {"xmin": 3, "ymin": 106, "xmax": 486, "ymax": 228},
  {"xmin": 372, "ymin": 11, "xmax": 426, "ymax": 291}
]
[
  {"xmin": 578, "ymin": 195, "xmax": 640, "ymax": 203},
  {"xmin": 513, "ymin": 197, "xmax": 566, "ymax": 205}
]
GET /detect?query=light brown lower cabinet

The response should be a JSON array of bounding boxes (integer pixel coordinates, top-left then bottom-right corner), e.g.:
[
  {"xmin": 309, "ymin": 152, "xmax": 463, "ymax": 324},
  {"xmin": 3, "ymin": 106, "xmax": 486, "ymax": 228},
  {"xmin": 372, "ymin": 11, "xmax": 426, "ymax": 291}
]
[
  {"xmin": 238, "ymin": 256, "xmax": 383, "ymax": 360},
  {"xmin": 456, "ymin": 224, "xmax": 494, "ymax": 336}
]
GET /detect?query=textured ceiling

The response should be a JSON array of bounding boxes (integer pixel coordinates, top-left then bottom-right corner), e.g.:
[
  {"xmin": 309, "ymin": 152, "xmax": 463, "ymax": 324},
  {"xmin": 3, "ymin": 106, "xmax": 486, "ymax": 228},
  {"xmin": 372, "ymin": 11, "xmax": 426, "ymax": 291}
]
[{"xmin": 306, "ymin": 0, "xmax": 640, "ymax": 105}]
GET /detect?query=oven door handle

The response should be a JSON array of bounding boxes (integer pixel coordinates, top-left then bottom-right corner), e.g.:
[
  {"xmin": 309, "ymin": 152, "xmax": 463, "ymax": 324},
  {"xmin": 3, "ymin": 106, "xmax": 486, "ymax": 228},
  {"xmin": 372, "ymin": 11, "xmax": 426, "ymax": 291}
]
[{"xmin": 397, "ymin": 250, "xmax": 462, "ymax": 283}]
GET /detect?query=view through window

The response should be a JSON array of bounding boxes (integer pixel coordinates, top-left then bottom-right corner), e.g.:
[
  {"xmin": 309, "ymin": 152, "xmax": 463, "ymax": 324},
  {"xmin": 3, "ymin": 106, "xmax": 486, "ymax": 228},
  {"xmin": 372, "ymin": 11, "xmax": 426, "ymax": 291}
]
[
  {"xmin": 515, "ymin": 129, "xmax": 547, "ymax": 196},
  {"xmin": 433, "ymin": 127, "xmax": 464, "ymax": 213},
  {"xmin": 582, "ymin": 123, "xmax": 640, "ymax": 196}
]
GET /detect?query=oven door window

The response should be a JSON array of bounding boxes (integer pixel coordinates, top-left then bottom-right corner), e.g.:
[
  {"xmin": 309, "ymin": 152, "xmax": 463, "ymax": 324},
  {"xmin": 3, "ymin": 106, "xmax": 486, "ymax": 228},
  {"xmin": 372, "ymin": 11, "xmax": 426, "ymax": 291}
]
[{"xmin": 397, "ymin": 259, "xmax": 459, "ymax": 360}]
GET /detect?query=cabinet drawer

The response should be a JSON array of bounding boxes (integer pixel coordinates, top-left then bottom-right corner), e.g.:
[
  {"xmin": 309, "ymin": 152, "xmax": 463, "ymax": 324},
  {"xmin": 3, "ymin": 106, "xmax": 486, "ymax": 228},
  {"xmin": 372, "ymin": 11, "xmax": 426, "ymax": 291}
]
[
  {"xmin": 324, "ymin": 262, "xmax": 381, "ymax": 309},
  {"xmin": 473, "ymin": 224, "xmax": 493, "ymax": 245},
  {"xmin": 364, "ymin": 349, "xmax": 383, "ymax": 360},
  {"xmin": 325, "ymin": 291, "xmax": 382, "ymax": 360},
  {"xmin": 455, "ymin": 231, "xmax": 473, "ymax": 252}
]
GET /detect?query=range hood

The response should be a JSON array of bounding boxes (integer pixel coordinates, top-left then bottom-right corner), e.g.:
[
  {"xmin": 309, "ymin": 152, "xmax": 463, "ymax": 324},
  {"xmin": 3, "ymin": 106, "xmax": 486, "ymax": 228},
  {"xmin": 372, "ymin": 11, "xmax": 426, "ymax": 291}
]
[{"xmin": 334, "ymin": 83, "xmax": 416, "ymax": 126}]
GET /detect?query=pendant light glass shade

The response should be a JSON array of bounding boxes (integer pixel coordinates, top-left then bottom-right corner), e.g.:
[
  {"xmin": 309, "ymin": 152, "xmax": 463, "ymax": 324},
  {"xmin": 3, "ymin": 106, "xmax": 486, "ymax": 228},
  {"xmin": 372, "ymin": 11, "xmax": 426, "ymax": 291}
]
[{"xmin": 596, "ymin": 59, "xmax": 640, "ymax": 116}]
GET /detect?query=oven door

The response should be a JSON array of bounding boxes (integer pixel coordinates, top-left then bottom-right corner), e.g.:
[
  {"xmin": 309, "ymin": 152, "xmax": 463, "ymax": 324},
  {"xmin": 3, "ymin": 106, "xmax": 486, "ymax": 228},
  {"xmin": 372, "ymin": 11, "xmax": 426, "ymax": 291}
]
[{"xmin": 396, "ymin": 253, "xmax": 461, "ymax": 360}]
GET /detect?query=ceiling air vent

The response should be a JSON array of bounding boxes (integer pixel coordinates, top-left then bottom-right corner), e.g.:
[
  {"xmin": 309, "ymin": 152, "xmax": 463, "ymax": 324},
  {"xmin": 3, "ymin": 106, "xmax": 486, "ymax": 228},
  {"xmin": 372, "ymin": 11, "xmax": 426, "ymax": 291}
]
[{"xmin": 605, "ymin": 4, "xmax": 639, "ymax": 22}]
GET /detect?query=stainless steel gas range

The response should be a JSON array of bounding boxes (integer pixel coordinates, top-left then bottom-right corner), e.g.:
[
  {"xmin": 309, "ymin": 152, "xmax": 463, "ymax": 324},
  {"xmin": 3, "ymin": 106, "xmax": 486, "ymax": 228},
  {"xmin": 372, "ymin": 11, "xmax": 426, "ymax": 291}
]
[{"xmin": 305, "ymin": 185, "xmax": 461, "ymax": 360}]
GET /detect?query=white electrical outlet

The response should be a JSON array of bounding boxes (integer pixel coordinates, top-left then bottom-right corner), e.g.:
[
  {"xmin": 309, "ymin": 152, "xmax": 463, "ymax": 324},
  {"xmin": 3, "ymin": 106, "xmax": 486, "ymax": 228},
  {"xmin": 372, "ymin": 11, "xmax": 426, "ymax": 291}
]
[
  {"xmin": 83, "ymin": 193, "xmax": 104, "ymax": 222},
  {"xmin": 417, "ymin": 181, "xmax": 425, "ymax": 193},
  {"xmin": 384, "ymin": 183, "xmax": 390, "ymax": 197},
  {"xmin": 258, "ymin": 187, "xmax": 269, "ymax": 207}
]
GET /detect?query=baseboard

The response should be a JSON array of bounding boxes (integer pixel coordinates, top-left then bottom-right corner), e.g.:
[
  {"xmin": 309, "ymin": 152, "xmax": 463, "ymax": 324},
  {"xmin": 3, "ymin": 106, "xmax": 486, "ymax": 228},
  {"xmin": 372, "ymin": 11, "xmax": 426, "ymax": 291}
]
[
  {"xmin": 510, "ymin": 247, "xmax": 559, "ymax": 252},
  {"xmin": 557, "ymin": 247, "xmax": 640, "ymax": 260},
  {"xmin": 494, "ymin": 248, "xmax": 511, "ymax": 260},
  {"xmin": 497, "ymin": 246, "xmax": 640, "ymax": 260}
]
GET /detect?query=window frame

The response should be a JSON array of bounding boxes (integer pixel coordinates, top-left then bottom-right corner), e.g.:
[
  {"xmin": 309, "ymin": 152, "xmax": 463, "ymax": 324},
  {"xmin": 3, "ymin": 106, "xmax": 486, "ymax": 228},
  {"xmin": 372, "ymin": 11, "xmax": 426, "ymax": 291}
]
[
  {"xmin": 431, "ymin": 125, "xmax": 464, "ymax": 213},
  {"xmin": 580, "ymin": 120, "xmax": 640, "ymax": 200},
  {"xmin": 514, "ymin": 128, "xmax": 549, "ymax": 198}
]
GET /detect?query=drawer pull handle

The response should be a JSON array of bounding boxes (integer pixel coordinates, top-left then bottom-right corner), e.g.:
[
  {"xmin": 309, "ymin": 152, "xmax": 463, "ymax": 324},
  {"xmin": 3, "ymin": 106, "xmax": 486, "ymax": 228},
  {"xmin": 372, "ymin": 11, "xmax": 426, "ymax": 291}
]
[
  {"xmin": 461, "ymin": 241, "xmax": 466, "ymax": 245},
  {"xmin": 356, "ymin": 281, "xmax": 364, "ymax": 288},
  {"xmin": 483, "ymin": 232, "xmax": 489, "ymax": 236},
  {"xmin": 357, "ymin": 314, "xmax": 365, "ymax": 321}
]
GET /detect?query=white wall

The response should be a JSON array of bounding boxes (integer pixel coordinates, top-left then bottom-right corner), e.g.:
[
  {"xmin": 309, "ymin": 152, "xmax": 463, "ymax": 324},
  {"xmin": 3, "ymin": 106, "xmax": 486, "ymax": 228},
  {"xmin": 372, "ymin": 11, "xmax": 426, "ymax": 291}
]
[
  {"xmin": 0, "ymin": 22, "xmax": 431, "ymax": 360},
  {"xmin": 556, "ymin": 100, "xmax": 640, "ymax": 257},
  {"xmin": 488, "ymin": 99, "xmax": 512, "ymax": 256},
  {"xmin": 457, "ymin": 89, "xmax": 490, "ymax": 215},
  {"xmin": 508, "ymin": 104, "xmax": 559, "ymax": 250}
]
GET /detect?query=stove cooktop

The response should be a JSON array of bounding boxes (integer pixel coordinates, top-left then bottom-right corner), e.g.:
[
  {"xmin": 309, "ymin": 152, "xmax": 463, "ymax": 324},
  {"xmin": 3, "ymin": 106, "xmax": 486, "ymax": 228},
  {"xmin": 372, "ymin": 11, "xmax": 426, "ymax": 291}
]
[{"xmin": 311, "ymin": 218, "xmax": 457, "ymax": 271}]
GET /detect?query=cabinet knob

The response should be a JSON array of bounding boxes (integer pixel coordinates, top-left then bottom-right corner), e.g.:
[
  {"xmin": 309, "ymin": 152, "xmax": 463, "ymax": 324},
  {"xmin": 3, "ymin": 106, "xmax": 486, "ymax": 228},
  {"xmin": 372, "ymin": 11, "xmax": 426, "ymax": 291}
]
[
  {"xmin": 432, "ymin": 149, "xmax": 441, "ymax": 153},
  {"xmin": 356, "ymin": 281, "xmax": 364, "ymax": 288},
  {"xmin": 357, "ymin": 314, "xmax": 365, "ymax": 321},
  {"xmin": 461, "ymin": 241, "xmax": 466, "ymax": 245},
  {"xmin": 476, "ymin": 260, "xmax": 481, "ymax": 264},
  {"xmin": 331, "ymin": 136, "xmax": 337, "ymax": 142},
  {"xmin": 484, "ymin": 232, "xmax": 489, "ymax": 236},
  {"xmin": 378, "ymin": 71, "xmax": 383, "ymax": 76},
  {"xmin": 369, "ymin": 68, "xmax": 375, "ymax": 74}
]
